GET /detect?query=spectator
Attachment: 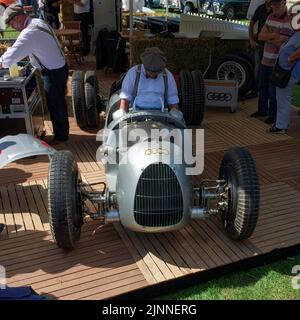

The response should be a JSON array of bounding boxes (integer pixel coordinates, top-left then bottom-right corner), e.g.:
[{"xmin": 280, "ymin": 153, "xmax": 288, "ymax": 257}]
[
  {"xmin": 248, "ymin": 0, "xmax": 272, "ymax": 97},
  {"xmin": 268, "ymin": 30, "xmax": 300, "ymax": 133},
  {"xmin": 73, "ymin": 0, "xmax": 90, "ymax": 56},
  {"xmin": 20, "ymin": 0, "xmax": 39, "ymax": 16},
  {"xmin": 0, "ymin": 4, "xmax": 69, "ymax": 145},
  {"xmin": 43, "ymin": 0, "xmax": 61, "ymax": 29},
  {"xmin": 247, "ymin": 0, "xmax": 264, "ymax": 20},
  {"xmin": 37, "ymin": 0, "xmax": 45, "ymax": 19},
  {"xmin": 0, "ymin": 0, "xmax": 16, "ymax": 37},
  {"xmin": 251, "ymin": 0, "xmax": 293, "ymax": 124}
]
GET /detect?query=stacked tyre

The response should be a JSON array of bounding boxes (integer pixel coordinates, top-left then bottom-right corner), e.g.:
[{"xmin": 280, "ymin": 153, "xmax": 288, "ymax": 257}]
[
  {"xmin": 71, "ymin": 70, "xmax": 103, "ymax": 129},
  {"xmin": 179, "ymin": 70, "xmax": 205, "ymax": 126}
]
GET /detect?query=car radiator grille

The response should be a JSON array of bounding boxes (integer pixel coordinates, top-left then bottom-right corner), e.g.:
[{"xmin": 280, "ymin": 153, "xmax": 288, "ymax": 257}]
[{"xmin": 134, "ymin": 163, "xmax": 183, "ymax": 227}]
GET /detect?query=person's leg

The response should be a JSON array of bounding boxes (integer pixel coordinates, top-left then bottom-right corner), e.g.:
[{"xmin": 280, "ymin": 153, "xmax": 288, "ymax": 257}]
[
  {"xmin": 74, "ymin": 13, "xmax": 90, "ymax": 56},
  {"xmin": 81, "ymin": 12, "xmax": 90, "ymax": 55},
  {"xmin": 42, "ymin": 65, "xmax": 69, "ymax": 141},
  {"xmin": 253, "ymin": 46, "xmax": 263, "ymax": 94},
  {"xmin": 252, "ymin": 64, "xmax": 269, "ymax": 116},
  {"xmin": 276, "ymin": 76, "xmax": 298, "ymax": 129},
  {"xmin": 267, "ymin": 81, "xmax": 277, "ymax": 122}
]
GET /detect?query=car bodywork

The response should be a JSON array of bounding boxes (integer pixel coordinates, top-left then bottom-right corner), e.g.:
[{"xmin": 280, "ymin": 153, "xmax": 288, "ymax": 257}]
[
  {"xmin": 101, "ymin": 108, "xmax": 195, "ymax": 232},
  {"xmin": 0, "ymin": 134, "xmax": 55, "ymax": 169}
]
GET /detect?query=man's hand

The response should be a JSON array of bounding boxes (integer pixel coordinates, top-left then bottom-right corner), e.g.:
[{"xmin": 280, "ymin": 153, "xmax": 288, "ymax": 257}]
[
  {"xmin": 112, "ymin": 108, "xmax": 127, "ymax": 121},
  {"xmin": 271, "ymin": 34, "xmax": 289, "ymax": 47},
  {"xmin": 0, "ymin": 62, "xmax": 3, "ymax": 69},
  {"xmin": 249, "ymin": 39, "xmax": 256, "ymax": 49},
  {"xmin": 169, "ymin": 108, "xmax": 184, "ymax": 122}
]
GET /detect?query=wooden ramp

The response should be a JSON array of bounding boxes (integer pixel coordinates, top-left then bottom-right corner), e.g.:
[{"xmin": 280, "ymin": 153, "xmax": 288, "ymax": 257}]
[{"xmin": 1, "ymin": 72, "xmax": 300, "ymax": 299}]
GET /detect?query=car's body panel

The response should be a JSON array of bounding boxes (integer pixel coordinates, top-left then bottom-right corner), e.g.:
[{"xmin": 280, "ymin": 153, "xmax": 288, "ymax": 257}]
[{"xmin": 0, "ymin": 134, "xmax": 55, "ymax": 169}]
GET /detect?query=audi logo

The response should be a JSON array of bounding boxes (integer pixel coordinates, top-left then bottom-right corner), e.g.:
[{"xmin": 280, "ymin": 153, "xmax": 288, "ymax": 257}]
[
  {"xmin": 145, "ymin": 148, "xmax": 170, "ymax": 156},
  {"xmin": 207, "ymin": 92, "xmax": 232, "ymax": 102}
]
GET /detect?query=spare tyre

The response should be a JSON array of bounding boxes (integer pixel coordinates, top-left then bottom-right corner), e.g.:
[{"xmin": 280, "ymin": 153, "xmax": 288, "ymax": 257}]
[
  {"xmin": 84, "ymin": 70, "xmax": 100, "ymax": 128},
  {"xmin": 191, "ymin": 70, "xmax": 206, "ymax": 125},
  {"xmin": 179, "ymin": 70, "xmax": 195, "ymax": 125},
  {"xmin": 71, "ymin": 70, "xmax": 87, "ymax": 128}
]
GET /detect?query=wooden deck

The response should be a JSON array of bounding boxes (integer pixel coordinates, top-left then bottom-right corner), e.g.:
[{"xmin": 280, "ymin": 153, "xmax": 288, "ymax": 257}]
[{"xmin": 1, "ymin": 69, "xmax": 300, "ymax": 299}]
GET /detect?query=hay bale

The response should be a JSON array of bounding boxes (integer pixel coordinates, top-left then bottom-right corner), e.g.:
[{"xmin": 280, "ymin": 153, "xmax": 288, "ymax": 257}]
[{"xmin": 131, "ymin": 37, "xmax": 248, "ymax": 74}]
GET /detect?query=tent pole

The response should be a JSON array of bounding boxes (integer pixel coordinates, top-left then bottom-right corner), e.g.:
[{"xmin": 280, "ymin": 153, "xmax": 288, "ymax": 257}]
[{"xmin": 129, "ymin": 0, "xmax": 133, "ymax": 66}]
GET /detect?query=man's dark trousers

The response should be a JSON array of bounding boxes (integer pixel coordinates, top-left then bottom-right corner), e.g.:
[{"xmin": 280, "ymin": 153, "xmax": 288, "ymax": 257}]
[
  {"xmin": 42, "ymin": 63, "xmax": 69, "ymax": 141},
  {"xmin": 74, "ymin": 12, "xmax": 90, "ymax": 55},
  {"xmin": 257, "ymin": 63, "xmax": 277, "ymax": 120}
]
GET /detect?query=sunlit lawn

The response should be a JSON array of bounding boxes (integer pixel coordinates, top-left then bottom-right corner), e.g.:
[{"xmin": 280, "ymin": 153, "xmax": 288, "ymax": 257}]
[{"xmin": 160, "ymin": 255, "xmax": 300, "ymax": 300}]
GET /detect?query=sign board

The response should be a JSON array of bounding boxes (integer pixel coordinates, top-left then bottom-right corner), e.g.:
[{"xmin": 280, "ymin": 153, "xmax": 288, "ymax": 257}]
[{"xmin": 204, "ymin": 79, "xmax": 238, "ymax": 113}]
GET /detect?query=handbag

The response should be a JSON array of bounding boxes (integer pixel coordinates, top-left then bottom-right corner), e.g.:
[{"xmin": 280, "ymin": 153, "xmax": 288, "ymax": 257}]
[{"xmin": 270, "ymin": 61, "xmax": 293, "ymax": 89}]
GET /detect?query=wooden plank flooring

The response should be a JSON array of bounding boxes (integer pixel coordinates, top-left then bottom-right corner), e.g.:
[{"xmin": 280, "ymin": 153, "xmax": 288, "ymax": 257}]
[{"xmin": 1, "ymin": 69, "xmax": 300, "ymax": 299}]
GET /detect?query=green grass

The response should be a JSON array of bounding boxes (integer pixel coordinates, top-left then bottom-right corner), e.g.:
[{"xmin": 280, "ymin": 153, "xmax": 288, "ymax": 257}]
[
  {"xmin": 1, "ymin": 27, "xmax": 20, "ymax": 39},
  {"xmin": 160, "ymin": 255, "xmax": 300, "ymax": 300},
  {"xmin": 292, "ymin": 85, "xmax": 300, "ymax": 107}
]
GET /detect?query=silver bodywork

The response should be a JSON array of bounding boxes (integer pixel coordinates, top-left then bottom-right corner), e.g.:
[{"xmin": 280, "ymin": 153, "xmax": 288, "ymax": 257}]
[
  {"xmin": 180, "ymin": 13, "xmax": 249, "ymax": 39},
  {"xmin": 100, "ymin": 107, "xmax": 196, "ymax": 232},
  {"xmin": 0, "ymin": 134, "xmax": 55, "ymax": 169}
]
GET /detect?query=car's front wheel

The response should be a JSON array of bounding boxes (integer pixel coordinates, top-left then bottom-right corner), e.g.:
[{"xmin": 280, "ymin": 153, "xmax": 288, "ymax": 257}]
[
  {"xmin": 219, "ymin": 147, "xmax": 260, "ymax": 240},
  {"xmin": 48, "ymin": 151, "xmax": 83, "ymax": 250}
]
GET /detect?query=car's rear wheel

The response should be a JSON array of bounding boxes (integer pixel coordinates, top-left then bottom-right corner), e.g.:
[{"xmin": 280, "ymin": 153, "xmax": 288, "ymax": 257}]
[
  {"xmin": 191, "ymin": 70, "xmax": 206, "ymax": 125},
  {"xmin": 179, "ymin": 70, "xmax": 195, "ymax": 125},
  {"xmin": 219, "ymin": 147, "xmax": 260, "ymax": 240},
  {"xmin": 71, "ymin": 71, "xmax": 87, "ymax": 129},
  {"xmin": 84, "ymin": 70, "xmax": 100, "ymax": 128},
  {"xmin": 48, "ymin": 151, "xmax": 83, "ymax": 250}
]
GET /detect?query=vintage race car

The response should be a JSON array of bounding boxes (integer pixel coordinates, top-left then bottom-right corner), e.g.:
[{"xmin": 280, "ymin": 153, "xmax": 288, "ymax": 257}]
[{"xmin": 0, "ymin": 71, "xmax": 260, "ymax": 250}]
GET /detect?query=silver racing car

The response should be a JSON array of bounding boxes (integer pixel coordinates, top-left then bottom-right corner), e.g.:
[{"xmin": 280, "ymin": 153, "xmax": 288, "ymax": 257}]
[{"xmin": 0, "ymin": 70, "xmax": 260, "ymax": 250}]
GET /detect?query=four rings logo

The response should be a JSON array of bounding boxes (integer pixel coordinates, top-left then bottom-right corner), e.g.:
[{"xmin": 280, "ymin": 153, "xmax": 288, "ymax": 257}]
[
  {"xmin": 145, "ymin": 148, "xmax": 169, "ymax": 155},
  {"xmin": 207, "ymin": 92, "xmax": 232, "ymax": 102}
]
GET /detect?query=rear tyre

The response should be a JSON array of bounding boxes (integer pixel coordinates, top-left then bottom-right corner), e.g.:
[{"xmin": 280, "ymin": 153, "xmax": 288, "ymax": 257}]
[
  {"xmin": 71, "ymin": 71, "xmax": 87, "ymax": 129},
  {"xmin": 106, "ymin": 93, "xmax": 121, "ymax": 126},
  {"xmin": 84, "ymin": 70, "xmax": 100, "ymax": 128},
  {"xmin": 191, "ymin": 70, "xmax": 206, "ymax": 125},
  {"xmin": 219, "ymin": 147, "xmax": 260, "ymax": 240},
  {"xmin": 179, "ymin": 70, "xmax": 195, "ymax": 125},
  {"xmin": 48, "ymin": 151, "xmax": 83, "ymax": 250}
]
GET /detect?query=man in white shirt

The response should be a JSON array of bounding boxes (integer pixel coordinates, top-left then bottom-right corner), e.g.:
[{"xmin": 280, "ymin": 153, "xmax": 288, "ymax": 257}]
[
  {"xmin": 0, "ymin": 4, "xmax": 69, "ymax": 145},
  {"xmin": 114, "ymin": 47, "xmax": 183, "ymax": 122},
  {"xmin": 73, "ymin": 0, "xmax": 90, "ymax": 56}
]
